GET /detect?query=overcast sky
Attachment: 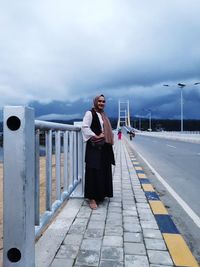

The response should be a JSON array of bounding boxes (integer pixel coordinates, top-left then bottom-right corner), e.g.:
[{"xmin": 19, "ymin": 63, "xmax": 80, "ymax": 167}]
[{"xmin": 0, "ymin": 0, "xmax": 200, "ymax": 119}]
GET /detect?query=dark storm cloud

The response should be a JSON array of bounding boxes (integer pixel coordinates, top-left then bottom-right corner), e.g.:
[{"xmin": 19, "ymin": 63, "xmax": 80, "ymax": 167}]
[{"xmin": 0, "ymin": 0, "xmax": 200, "ymax": 118}]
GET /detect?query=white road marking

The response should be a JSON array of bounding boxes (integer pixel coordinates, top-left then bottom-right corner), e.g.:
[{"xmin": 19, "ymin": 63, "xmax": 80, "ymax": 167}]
[
  {"xmin": 166, "ymin": 144, "xmax": 176, "ymax": 148},
  {"xmin": 129, "ymin": 142, "xmax": 200, "ymax": 228}
]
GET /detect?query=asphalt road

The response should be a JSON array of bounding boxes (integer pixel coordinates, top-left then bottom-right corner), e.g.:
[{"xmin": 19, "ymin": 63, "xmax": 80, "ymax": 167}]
[
  {"xmin": 124, "ymin": 132, "xmax": 200, "ymax": 263},
  {"xmin": 130, "ymin": 134, "xmax": 200, "ymax": 216}
]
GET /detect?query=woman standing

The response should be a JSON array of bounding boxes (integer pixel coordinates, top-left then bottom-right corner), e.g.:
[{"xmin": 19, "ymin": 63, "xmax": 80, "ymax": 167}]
[{"xmin": 82, "ymin": 95, "xmax": 115, "ymax": 209}]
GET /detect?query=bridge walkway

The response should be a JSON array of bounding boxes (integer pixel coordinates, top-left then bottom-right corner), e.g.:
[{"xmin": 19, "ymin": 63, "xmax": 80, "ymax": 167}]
[{"xmin": 35, "ymin": 138, "xmax": 199, "ymax": 267}]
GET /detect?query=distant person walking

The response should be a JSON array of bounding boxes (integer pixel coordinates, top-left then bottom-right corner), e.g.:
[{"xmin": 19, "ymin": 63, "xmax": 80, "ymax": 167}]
[
  {"xmin": 117, "ymin": 128, "xmax": 122, "ymax": 140},
  {"xmin": 129, "ymin": 130, "xmax": 135, "ymax": 141},
  {"xmin": 82, "ymin": 94, "xmax": 115, "ymax": 209}
]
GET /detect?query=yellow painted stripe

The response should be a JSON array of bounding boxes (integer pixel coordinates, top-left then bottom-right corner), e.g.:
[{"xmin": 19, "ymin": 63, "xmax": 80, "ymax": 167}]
[
  {"xmin": 149, "ymin": 200, "xmax": 168, "ymax": 215},
  {"xmin": 137, "ymin": 173, "xmax": 147, "ymax": 179},
  {"xmin": 142, "ymin": 184, "xmax": 155, "ymax": 192},
  {"xmin": 135, "ymin": 166, "xmax": 143, "ymax": 171},
  {"xmin": 132, "ymin": 161, "xmax": 140, "ymax": 164},
  {"xmin": 163, "ymin": 233, "xmax": 199, "ymax": 267}
]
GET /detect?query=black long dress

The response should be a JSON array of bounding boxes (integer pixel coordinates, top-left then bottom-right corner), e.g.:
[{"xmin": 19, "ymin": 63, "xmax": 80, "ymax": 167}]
[{"xmin": 84, "ymin": 109, "xmax": 115, "ymax": 202}]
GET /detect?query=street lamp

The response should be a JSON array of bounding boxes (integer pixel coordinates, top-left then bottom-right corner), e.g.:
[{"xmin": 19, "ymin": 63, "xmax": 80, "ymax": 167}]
[
  {"xmin": 134, "ymin": 115, "xmax": 142, "ymax": 130},
  {"xmin": 139, "ymin": 116, "xmax": 141, "ymax": 130},
  {"xmin": 143, "ymin": 109, "xmax": 152, "ymax": 131},
  {"xmin": 163, "ymin": 82, "xmax": 200, "ymax": 132},
  {"xmin": 163, "ymin": 83, "xmax": 185, "ymax": 132},
  {"xmin": 148, "ymin": 109, "xmax": 152, "ymax": 131},
  {"xmin": 177, "ymin": 83, "xmax": 186, "ymax": 133}
]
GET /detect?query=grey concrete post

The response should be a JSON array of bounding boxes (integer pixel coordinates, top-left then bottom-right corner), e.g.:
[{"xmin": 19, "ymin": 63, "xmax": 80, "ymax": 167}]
[
  {"xmin": 3, "ymin": 106, "xmax": 35, "ymax": 267},
  {"xmin": 71, "ymin": 131, "xmax": 84, "ymax": 197}
]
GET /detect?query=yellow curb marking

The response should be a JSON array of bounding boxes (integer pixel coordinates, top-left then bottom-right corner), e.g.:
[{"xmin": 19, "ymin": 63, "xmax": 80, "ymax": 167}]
[
  {"xmin": 149, "ymin": 200, "xmax": 168, "ymax": 215},
  {"xmin": 137, "ymin": 173, "xmax": 147, "ymax": 179},
  {"xmin": 163, "ymin": 233, "xmax": 199, "ymax": 267},
  {"xmin": 127, "ymin": 149, "xmax": 199, "ymax": 267},
  {"xmin": 142, "ymin": 184, "xmax": 155, "ymax": 192},
  {"xmin": 135, "ymin": 166, "xmax": 143, "ymax": 170}
]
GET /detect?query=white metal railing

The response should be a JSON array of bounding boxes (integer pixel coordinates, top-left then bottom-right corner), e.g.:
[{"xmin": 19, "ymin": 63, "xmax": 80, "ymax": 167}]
[
  {"xmin": 3, "ymin": 106, "xmax": 84, "ymax": 267},
  {"xmin": 34, "ymin": 120, "xmax": 84, "ymax": 238}
]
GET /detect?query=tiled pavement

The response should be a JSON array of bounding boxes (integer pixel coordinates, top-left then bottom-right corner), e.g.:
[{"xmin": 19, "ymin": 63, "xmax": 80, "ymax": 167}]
[{"xmin": 36, "ymin": 139, "xmax": 199, "ymax": 267}]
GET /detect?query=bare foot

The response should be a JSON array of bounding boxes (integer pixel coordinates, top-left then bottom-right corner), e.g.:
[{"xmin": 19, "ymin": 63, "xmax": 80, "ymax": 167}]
[{"xmin": 89, "ymin": 199, "xmax": 97, "ymax": 209}]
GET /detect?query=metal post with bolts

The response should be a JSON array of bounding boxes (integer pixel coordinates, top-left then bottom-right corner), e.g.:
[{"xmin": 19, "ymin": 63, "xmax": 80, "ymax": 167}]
[{"xmin": 3, "ymin": 106, "xmax": 35, "ymax": 267}]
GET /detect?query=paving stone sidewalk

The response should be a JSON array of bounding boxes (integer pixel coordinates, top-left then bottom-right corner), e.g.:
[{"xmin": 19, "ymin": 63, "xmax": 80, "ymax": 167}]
[{"xmin": 36, "ymin": 139, "xmax": 174, "ymax": 267}]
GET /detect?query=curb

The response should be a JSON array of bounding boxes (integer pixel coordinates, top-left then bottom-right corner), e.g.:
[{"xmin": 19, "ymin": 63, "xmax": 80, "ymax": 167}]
[
  {"xmin": 136, "ymin": 133, "xmax": 200, "ymax": 144},
  {"xmin": 125, "ymin": 142, "xmax": 199, "ymax": 267}
]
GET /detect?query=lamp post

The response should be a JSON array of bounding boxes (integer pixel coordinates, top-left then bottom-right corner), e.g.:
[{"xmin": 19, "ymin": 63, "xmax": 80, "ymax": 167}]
[
  {"xmin": 163, "ymin": 82, "xmax": 200, "ymax": 132},
  {"xmin": 139, "ymin": 116, "xmax": 141, "ymax": 130},
  {"xmin": 178, "ymin": 83, "xmax": 186, "ymax": 133},
  {"xmin": 148, "ymin": 109, "xmax": 152, "ymax": 131},
  {"xmin": 143, "ymin": 109, "xmax": 152, "ymax": 131},
  {"xmin": 163, "ymin": 83, "xmax": 185, "ymax": 132},
  {"xmin": 134, "ymin": 115, "xmax": 142, "ymax": 130}
]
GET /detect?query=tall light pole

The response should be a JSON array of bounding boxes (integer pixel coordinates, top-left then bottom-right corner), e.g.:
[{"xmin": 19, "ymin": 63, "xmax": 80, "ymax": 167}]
[
  {"xmin": 143, "ymin": 109, "xmax": 152, "ymax": 131},
  {"xmin": 163, "ymin": 82, "xmax": 200, "ymax": 132},
  {"xmin": 178, "ymin": 83, "xmax": 186, "ymax": 133},
  {"xmin": 134, "ymin": 115, "xmax": 142, "ymax": 130},
  {"xmin": 163, "ymin": 83, "xmax": 185, "ymax": 132},
  {"xmin": 139, "ymin": 116, "xmax": 141, "ymax": 130},
  {"xmin": 148, "ymin": 109, "xmax": 152, "ymax": 131}
]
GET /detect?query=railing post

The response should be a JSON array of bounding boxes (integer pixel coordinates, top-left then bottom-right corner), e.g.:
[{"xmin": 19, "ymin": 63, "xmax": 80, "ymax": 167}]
[
  {"xmin": 3, "ymin": 106, "xmax": 35, "ymax": 267},
  {"xmin": 63, "ymin": 131, "xmax": 69, "ymax": 192},
  {"xmin": 71, "ymin": 131, "xmax": 84, "ymax": 197}
]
